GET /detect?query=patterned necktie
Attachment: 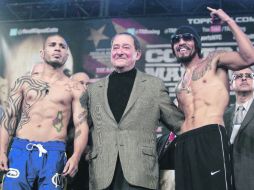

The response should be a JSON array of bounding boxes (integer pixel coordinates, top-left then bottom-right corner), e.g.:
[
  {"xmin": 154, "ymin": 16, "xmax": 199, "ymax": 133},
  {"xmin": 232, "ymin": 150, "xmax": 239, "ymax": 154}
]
[
  {"xmin": 234, "ymin": 106, "xmax": 245, "ymax": 125},
  {"xmin": 230, "ymin": 106, "xmax": 245, "ymax": 144}
]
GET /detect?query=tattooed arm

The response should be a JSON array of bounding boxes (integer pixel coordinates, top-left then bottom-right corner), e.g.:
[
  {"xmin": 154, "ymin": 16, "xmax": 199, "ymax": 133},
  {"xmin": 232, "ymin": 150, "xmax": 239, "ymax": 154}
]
[
  {"xmin": 207, "ymin": 7, "xmax": 254, "ymax": 70},
  {"xmin": 62, "ymin": 82, "xmax": 89, "ymax": 177},
  {"xmin": 0, "ymin": 77, "xmax": 24, "ymax": 171}
]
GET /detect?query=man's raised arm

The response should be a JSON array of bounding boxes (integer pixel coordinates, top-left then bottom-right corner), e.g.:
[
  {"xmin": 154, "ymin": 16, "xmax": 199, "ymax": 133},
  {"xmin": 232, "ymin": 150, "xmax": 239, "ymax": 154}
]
[{"xmin": 207, "ymin": 7, "xmax": 254, "ymax": 70}]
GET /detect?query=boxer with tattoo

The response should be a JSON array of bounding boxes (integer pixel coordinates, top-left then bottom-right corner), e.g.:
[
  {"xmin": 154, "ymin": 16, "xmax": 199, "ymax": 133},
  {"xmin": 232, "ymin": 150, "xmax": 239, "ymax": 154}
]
[
  {"xmin": 172, "ymin": 7, "xmax": 254, "ymax": 190},
  {"xmin": 0, "ymin": 34, "xmax": 89, "ymax": 190}
]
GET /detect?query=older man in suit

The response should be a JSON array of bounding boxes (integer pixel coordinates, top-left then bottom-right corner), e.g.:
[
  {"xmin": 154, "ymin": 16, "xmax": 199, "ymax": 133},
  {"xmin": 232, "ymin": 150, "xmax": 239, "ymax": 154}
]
[
  {"xmin": 83, "ymin": 32, "xmax": 184, "ymax": 190},
  {"xmin": 224, "ymin": 67, "xmax": 254, "ymax": 190}
]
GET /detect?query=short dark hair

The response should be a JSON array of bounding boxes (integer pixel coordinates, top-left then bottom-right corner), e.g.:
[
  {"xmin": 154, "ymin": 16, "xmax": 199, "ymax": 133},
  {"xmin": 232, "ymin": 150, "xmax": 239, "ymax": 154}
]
[
  {"xmin": 43, "ymin": 34, "xmax": 69, "ymax": 50},
  {"xmin": 111, "ymin": 32, "xmax": 141, "ymax": 52}
]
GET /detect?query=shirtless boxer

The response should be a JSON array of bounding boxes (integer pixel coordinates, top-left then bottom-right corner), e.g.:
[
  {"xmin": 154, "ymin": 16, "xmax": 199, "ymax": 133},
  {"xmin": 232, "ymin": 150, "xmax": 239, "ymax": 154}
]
[
  {"xmin": 172, "ymin": 7, "xmax": 254, "ymax": 190},
  {"xmin": 0, "ymin": 34, "xmax": 89, "ymax": 190},
  {"xmin": 66, "ymin": 72, "xmax": 91, "ymax": 190}
]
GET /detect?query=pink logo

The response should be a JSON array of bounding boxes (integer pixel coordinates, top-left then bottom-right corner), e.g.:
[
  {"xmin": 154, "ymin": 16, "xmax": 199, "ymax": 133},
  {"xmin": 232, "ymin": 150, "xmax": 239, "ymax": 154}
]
[{"xmin": 168, "ymin": 132, "xmax": 175, "ymax": 142}]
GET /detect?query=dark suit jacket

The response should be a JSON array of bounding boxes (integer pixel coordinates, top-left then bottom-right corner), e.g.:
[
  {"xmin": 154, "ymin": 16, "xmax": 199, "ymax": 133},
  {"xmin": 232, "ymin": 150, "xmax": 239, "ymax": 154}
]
[
  {"xmin": 86, "ymin": 70, "xmax": 184, "ymax": 190},
  {"xmin": 224, "ymin": 100, "xmax": 254, "ymax": 190}
]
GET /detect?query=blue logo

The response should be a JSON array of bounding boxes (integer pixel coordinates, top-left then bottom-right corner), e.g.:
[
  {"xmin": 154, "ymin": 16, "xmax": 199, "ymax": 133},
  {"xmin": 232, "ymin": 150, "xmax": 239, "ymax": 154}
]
[
  {"xmin": 127, "ymin": 28, "xmax": 136, "ymax": 35},
  {"xmin": 9, "ymin": 28, "xmax": 18, "ymax": 36}
]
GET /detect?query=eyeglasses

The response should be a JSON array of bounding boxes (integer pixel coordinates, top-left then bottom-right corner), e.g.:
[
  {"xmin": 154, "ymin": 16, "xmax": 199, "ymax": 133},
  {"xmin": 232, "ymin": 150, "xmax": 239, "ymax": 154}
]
[
  {"xmin": 171, "ymin": 33, "xmax": 194, "ymax": 44},
  {"xmin": 232, "ymin": 73, "xmax": 254, "ymax": 80}
]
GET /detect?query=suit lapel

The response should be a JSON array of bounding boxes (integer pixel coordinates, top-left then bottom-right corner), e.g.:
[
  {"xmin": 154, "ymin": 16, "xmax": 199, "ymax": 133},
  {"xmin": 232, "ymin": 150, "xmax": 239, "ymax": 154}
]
[
  {"xmin": 101, "ymin": 76, "xmax": 115, "ymax": 121},
  {"xmin": 239, "ymin": 100, "xmax": 254, "ymax": 133},
  {"xmin": 227, "ymin": 106, "xmax": 235, "ymax": 136},
  {"xmin": 101, "ymin": 70, "xmax": 146, "ymax": 124},
  {"xmin": 120, "ymin": 71, "xmax": 145, "ymax": 121}
]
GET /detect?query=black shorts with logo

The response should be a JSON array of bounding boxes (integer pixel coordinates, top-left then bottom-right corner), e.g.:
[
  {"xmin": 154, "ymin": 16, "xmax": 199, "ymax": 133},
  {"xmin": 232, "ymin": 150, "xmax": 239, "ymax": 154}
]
[{"xmin": 175, "ymin": 124, "xmax": 232, "ymax": 190}]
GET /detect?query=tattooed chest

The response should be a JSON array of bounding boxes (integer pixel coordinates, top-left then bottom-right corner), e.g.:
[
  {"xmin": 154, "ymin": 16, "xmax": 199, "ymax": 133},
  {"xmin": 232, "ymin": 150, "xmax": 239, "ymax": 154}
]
[
  {"xmin": 24, "ymin": 84, "xmax": 49, "ymax": 105},
  {"xmin": 176, "ymin": 67, "xmax": 211, "ymax": 95},
  {"xmin": 192, "ymin": 63, "xmax": 212, "ymax": 81}
]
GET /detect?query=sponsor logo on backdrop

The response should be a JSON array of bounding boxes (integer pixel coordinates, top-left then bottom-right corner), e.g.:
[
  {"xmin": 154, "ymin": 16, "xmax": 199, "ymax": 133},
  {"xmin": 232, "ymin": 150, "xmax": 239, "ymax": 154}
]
[
  {"xmin": 187, "ymin": 16, "xmax": 254, "ymax": 25},
  {"xmin": 164, "ymin": 28, "xmax": 177, "ymax": 34},
  {"xmin": 201, "ymin": 34, "xmax": 222, "ymax": 41},
  {"xmin": 127, "ymin": 28, "xmax": 160, "ymax": 35},
  {"xmin": 202, "ymin": 26, "xmax": 246, "ymax": 33},
  {"xmin": 89, "ymin": 48, "xmax": 111, "ymax": 64},
  {"xmin": 187, "ymin": 18, "xmax": 211, "ymax": 25},
  {"xmin": 88, "ymin": 48, "xmax": 113, "ymax": 76},
  {"xmin": 235, "ymin": 16, "xmax": 254, "ymax": 23},
  {"xmin": 247, "ymin": 34, "xmax": 254, "ymax": 39},
  {"xmin": 187, "ymin": 17, "xmax": 254, "ymax": 25},
  {"xmin": 9, "ymin": 27, "xmax": 58, "ymax": 36}
]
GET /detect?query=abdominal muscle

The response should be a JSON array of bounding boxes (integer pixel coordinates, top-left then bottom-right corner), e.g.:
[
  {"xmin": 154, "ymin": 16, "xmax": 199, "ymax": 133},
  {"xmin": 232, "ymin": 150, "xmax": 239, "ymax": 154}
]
[
  {"xmin": 15, "ymin": 109, "xmax": 70, "ymax": 142},
  {"xmin": 177, "ymin": 87, "xmax": 229, "ymax": 133},
  {"xmin": 16, "ymin": 122, "xmax": 67, "ymax": 142}
]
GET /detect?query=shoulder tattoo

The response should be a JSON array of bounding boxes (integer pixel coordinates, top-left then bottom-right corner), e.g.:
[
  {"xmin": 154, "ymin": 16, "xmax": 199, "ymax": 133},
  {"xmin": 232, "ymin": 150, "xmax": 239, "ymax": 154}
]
[{"xmin": 17, "ymin": 76, "xmax": 49, "ymax": 129}]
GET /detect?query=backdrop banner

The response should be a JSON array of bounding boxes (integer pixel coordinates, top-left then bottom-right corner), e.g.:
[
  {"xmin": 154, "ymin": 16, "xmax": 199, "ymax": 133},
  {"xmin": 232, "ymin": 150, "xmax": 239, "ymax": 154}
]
[{"xmin": 1, "ymin": 14, "xmax": 254, "ymax": 105}]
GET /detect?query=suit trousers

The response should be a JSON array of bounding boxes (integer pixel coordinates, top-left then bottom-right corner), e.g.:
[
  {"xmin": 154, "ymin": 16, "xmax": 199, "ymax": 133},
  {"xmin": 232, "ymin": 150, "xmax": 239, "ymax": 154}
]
[{"xmin": 104, "ymin": 157, "xmax": 152, "ymax": 190}]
